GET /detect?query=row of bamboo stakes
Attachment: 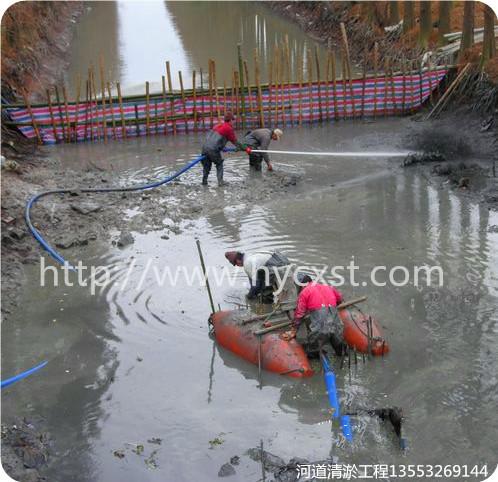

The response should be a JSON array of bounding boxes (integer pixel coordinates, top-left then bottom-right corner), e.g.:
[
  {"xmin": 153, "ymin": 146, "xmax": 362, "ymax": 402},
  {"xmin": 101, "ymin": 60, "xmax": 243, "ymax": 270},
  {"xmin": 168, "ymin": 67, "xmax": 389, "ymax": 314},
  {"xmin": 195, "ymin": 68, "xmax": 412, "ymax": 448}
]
[{"xmin": 14, "ymin": 27, "xmax": 448, "ymax": 145}]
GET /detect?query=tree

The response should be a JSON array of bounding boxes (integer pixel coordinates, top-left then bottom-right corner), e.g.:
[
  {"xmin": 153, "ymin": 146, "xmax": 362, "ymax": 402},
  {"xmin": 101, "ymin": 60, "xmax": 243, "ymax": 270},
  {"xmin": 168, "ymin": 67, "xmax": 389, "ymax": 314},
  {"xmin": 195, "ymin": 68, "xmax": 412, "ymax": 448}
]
[
  {"xmin": 389, "ymin": 1, "xmax": 400, "ymax": 24},
  {"xmin": 419, "ymin": 1, "xmax": 432, "ymax": 48},
  {"xmin": 482, "ymin": 4, "xmax": 497, "ymax": 61},
  {"xmin": 438, "ymin": 1, "xmax": 452, "ymax": 46},
  {"xmin": 403, "ymin": 1, "xmax": 415, "ymax": 32},
  {"xmin": 459, "ymin": 0, "xmax": 475, "ymax": 58}
]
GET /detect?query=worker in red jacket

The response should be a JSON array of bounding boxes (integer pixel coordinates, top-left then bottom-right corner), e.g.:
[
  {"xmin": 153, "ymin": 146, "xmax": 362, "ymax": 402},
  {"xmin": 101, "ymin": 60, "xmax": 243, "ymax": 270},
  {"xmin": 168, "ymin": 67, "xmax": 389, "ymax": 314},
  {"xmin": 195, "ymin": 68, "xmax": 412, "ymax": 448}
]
[
  {"xmin": 201, "ymin": 112, "xmax": 244, "ymax": 186},
  {"xmin": 282, "ymin": 274, "xmax": 347, "ymax": 355}
]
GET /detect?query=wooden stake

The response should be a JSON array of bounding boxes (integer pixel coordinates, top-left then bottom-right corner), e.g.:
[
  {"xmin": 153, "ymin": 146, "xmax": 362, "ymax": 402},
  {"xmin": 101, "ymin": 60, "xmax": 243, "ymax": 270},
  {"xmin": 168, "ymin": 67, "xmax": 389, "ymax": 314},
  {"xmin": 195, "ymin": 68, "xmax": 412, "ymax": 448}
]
[
  {"xmin": 166, "ymin": 61, "xmax": 176, "ymax": 134},
  {"xmin": 279, "ymin": 42, "xmax": 286, "ymax": 126},
  {"xmin": 390, "ymin": 65, "xmax": 397, "ymax": 114},
  {"xmin": 331, "ymin": 52, "xmax": 339, "ymax": 121},
  {"xmin": 192, "ymin": 70, "xmax": 197, "ymax": 131},
  {"xmin": 84, "ymin": 79, "xmax": 89, "ymax": 141},
  {"xmin": 384, "ymin": 59, "xmax": 389, "ymax": 116},
  {"xmin": 341, "ymin": 54, "xmax": 347, "ymax": 119},
  {"xmin": 234, "ymin": 70, "xmax": 240, "ymax": 128},
  {"xmin": 268, "ymin": 60, "xmax": 274, "ymax": 125},
  {"xmin": 211, "ymin": 60, "xmax": 221, "ymax": 122},
  {"xmin": 273, "ymin": 44, "xmax": 280, "ymax": 124},
  {"xmin": 314, "ymin": 46, "xmax": 323, "ymax": 122},
  {"xmin": 208, "ymin": 60, "xmax": 214, "ymax": 128},
  {"xmin": 116, "ymin": 81, "xmax": 127, "ymax": 139},
  {"xmin": 237, "ymin": 44, "xmax": 246, "ymax": 130},
  {"xmin": 178, "ymin": 71, "xmax": 188, "ymax": 132},
  {"xmin": 361, "ymin": 48, "xmax": 367, "ymax": 119},
  {"xmin": 285, "ymin": 35, "xmax": 294, "ymax": 126},
  {"xmin": 254, "ymin": 48, "xmax": 264, "ymax": 128},
  {"xmin": 54, "ymin": 86, "xmax": 67, "ymax": 142},
  {"xmin": 74, "ymin": 74, "xmax": 81, "ymax": 142},
  {"xmin": 90, "ymin": 66, "xmax": 99, "ymax": 139},
  {"xmin": 340, "ymin": 22, "xmax": 352, "ymax": 78},
  {"xmin": 297, "ymin": 53, "xmax": 303, "ymax": 126},
  {"xmin": 61, "ymin": 84, "xmax": 72, "ymax": 142},
  {"xmin": 373, "ymin": 43, "xmax": 379, "ymax": 118},
  {"xmin": 22, "ymin": 91, "xmax": 42, "ymax": 144},
  {"xmin": 244, "ymin": 60, "xmax": 254, "ymax": 126},
  {"xmin": 223, "ymin": 80, "xmax": 227, "ymax": 117},
  {"xmin": 346, "ymin": 49, "xmax": 356, "ymax": 119},
  {"xmin": 200, "ymin": 68, "xmax": 206, "ymax": 130},
  {"xmin": 161, "ymin": 75, "xmax": 168, "ymax": 134},
  {"xmin": 410, "ymin": 60, "xmax": 416, "ymax": 114},
  {"xmin": 106, "ymin": 82, "xmax": 116, "ymax": 139},
  {"xmin": 145, "ymin": 81, "xmax": 150, "ymax": 136},
  {"xmin": 401, "ymin": 59, "xmax": 407, "ymax": 114},
  {"xmin": 307, "ymin": 48, "xmax": 313, "ymax": 124},
  {"xmin": 99, "ymin": 55, "xmax": 108, "ymax": 142},
  {"xmin": 46, "ymin": 88, "xmax": 58, "ymax": 142},
  {"xmin": 418, "ymin": 61, "xmax": 424, "ymax": 107}
]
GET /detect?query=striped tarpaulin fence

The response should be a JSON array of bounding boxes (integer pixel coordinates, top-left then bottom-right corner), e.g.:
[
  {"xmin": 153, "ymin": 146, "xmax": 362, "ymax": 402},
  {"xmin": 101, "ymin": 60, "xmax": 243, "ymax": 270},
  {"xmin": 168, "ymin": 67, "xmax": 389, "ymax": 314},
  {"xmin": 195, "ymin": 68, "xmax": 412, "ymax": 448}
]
[{"xmin": 5, "ymin": 67, "xmax": 447, "ymax": 145}]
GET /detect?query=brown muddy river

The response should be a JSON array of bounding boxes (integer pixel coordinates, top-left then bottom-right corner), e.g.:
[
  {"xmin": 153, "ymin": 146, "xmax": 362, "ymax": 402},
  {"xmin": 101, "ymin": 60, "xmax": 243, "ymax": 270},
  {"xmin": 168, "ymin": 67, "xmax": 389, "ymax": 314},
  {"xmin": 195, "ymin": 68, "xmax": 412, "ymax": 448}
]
[{"xmin": 3, "ymin": 2, "xmax": 498, "ymax": 482}]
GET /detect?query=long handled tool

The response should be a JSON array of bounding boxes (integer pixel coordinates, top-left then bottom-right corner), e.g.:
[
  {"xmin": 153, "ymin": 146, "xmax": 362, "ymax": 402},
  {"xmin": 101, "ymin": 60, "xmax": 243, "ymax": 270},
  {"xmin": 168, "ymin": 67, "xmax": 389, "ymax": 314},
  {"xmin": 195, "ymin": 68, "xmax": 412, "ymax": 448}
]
[
  {"xmin": 196, "ymin": 239, "xmax": 215, "ymax": 314},
  {"xmin": 250, "ymin": 149, "xmax": 416, "ymax": 158}
]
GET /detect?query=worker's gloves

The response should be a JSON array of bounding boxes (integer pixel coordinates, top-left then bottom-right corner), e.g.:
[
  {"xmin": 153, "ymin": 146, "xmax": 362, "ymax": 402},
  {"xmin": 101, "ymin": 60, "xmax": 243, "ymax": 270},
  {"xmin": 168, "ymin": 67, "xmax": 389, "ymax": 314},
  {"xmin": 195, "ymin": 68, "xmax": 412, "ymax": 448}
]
[
  {"xmin": 267, "ymin": 162, "xmax": 273, "ymax": 171},
  {"xmin": 245, "ymin": 147, "xmax": 252, "ymax": 155},
  {"xmin": 280, "ymin": 329, "xmax": 297, "ymax": 341}
]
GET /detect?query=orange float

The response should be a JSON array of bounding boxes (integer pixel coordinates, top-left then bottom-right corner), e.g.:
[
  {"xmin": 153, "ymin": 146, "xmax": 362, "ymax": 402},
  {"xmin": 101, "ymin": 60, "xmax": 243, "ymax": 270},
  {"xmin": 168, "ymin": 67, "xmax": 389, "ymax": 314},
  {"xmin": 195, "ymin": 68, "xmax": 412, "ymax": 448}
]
[{"xmin": 210, "ymin": 310, "xmax": 314, "ymax": 378}]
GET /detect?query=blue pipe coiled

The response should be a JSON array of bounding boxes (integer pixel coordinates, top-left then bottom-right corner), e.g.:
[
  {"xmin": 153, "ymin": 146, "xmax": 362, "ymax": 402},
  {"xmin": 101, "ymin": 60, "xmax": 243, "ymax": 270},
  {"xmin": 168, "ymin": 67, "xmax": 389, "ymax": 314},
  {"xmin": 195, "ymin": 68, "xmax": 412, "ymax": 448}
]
[{"xmin": 25, "ymin": 152, "xmax": 213, "ymax": 268}]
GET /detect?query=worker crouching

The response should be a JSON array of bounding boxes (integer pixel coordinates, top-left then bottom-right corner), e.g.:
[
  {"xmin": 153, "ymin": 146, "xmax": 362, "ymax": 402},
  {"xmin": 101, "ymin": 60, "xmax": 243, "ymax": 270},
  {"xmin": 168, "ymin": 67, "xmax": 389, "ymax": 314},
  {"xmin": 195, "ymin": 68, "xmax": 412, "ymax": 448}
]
[
  {"xmin": 243, "ymin": 128, "xmax": 283, "ymax": 171},
  {"xmin": 282, "ymin": 274, "xmax": 348, "ymax": 356}
]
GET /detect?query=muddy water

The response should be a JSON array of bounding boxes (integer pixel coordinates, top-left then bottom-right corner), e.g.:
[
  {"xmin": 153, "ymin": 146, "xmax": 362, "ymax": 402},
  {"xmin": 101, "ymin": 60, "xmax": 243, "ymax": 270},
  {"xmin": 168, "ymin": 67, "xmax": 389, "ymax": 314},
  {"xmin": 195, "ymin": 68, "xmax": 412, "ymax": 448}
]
[
  {"xmin": 2, "ymin": 118, "xmax": 498, "ymax": 481},
  {"xmin": 65, "ymin": 1, "xmax": 329, "ymax": 96}
]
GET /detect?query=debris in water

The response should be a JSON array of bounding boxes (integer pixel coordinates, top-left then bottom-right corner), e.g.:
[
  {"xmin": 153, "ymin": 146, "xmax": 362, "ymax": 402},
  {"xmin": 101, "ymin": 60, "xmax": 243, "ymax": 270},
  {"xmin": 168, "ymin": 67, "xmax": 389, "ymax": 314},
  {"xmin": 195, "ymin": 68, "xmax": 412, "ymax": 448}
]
[
  {"xmin": 229, "ymin": 455, "xmax": 240, "ymax": 465},
  {"xmin": 136, "ymin": 356, "xmax": 143, "ymax": 362},
  {"xmin": 218, "ymin": 463, "xmax": 236, "ymax": 477},
  {"xmin": 209, "ymin": 436, "xmax": 225, "ymax": 449},
  {"xmin": 147, "ymin": 437, "xmax": 162, "ymax": 445},
  {"xmin": 403, "ymin": 151, "xmax": 446, "ymax": 166},
  {"xmin": 113, "ymin": 450, "xmax": 125, "ymax": 459},
  {"xmin": 144, "ymin": 450, "xmax": 159, "ymax": 469},
  {"xmin": 132, "ymin": 444, "xmax": 144, "ymax": 455}
]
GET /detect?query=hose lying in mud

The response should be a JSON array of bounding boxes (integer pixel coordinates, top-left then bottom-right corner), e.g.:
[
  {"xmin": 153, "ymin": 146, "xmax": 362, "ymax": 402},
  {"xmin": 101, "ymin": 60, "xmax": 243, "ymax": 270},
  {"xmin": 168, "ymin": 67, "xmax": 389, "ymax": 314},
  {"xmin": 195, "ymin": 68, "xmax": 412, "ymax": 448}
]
[
  {"xmin": 1, "ymin": 361, "xmax": 48, "ymax": 389},
  {"xmin": 25, "ymin": 152, "xmax": 210, "ymax": 268}
]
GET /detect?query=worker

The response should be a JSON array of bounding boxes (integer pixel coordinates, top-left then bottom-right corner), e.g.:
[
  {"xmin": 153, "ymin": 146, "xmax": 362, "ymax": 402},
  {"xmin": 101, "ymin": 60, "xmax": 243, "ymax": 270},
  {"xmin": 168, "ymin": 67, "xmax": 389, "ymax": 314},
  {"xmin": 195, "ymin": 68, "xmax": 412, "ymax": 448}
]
[
  {"xmin": 243, "ymin": 128, "xmax": 283, "ymax": 171},
  {"xmin": 201, "ymin": 112, "xmax": 244, "ymax": 186},
  {"xmin": 225, "ymin": 250, "xmax": 290, "ymax": 303},
  {"xmin": 281, "ymin": 274, "xmax": 347, "ymax": 355}
]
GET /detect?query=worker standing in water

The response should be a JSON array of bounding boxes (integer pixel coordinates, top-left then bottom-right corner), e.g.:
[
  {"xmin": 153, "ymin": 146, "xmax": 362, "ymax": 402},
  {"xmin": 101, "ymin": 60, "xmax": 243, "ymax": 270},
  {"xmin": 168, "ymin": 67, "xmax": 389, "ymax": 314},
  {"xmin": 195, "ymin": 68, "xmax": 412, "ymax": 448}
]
[
  {"xmin": 201, "ymin": 112, "xmax": 244, "ymax": 186},
  {"xmin": 225, "ymin": 250, "xmax": 291, "ymax": 303},
  {"xmin": 281, "ymin": 274, "xmax": 347, "ymax": 355},
  {"xmin": 243, "ymin": 128, "xmax": 283, "ymax": 171}
]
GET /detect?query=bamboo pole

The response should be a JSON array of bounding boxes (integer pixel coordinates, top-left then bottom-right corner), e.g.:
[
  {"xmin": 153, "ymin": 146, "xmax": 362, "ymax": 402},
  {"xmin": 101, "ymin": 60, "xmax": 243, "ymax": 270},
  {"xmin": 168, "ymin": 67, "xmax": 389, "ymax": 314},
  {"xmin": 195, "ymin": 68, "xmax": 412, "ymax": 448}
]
[
  {"xmin": 161, "ymin": 75, "xmax": 168, "ymax": 134},
  {"xmin": 285, "ymin": 35, "xmax": 294, "ymax": 126},
  {"xmin": 418, "ymin": 61, "xmax": 424, "ymax": 107},
  {"xmin": 87, "ymin": 69, "xmax": 94, "ymax": 140},
  {"xmin": 133, "ymin": 104, "xmax": 140, "ymax": 136},
  {"xmin": 390, "ymin": 65, "xmax": 397, "ymax": 114},
  {"xmin": 74, "ymin": 74, "xmax": 81, "ymax": 142},
  {"xmin": 410, "ymin": 60, "xmax": 416, "ymax": 114},
  {"xmin": 326, "ymin": 50, "xmax": 331, "ymax": 121},
  {"xmin": 208, "ymin": 60, "xmax": 214, "ymax": 128},
  {"xmin": 341, "ymin": 55, "xmax": 347, "ymax": 119},
  {"xmin": 46, "ymin": 88, "xmax": 58, "ymax": 142},
  {"xmin": 297, "ymin": 53, "xmax": 303, "ymax": 126},
  {"xmin": 99, "ymin": 55, "xmax": 108, "ymax": 142},
  {"xmin": 116, "ymin": 81, "xmax": 127, "ymax": 138},
  {"xmin": 401, "ymin": 59, "xmax": 407, "ymax": 114},
  {"xmin": 340, "ymin": 22, "xmax": 352, "ymax": 78},
  {"xmin": 273, "ymin": 44, "xmax": 279, "ymax": 124},
  {"xmin": 384, "ymin": 59, "xmax": 389, "ymax": 116},
  {"xmin": 178, "ymin": 71, "xmax": 189, "ymax": 132},
  {"xmin": 331, "ymin": 52, "xmax": 338, "ymax": 121},
  {"xmin": 200, "ymin": 68, "xmax": 206, "ymax": 130},
  {"xmin": 254, "ymin": 48, "xmax": 264, "ymax": 128},
  {"xmin": 346, "ymin": 49, "xmax": 356, "ymax": 119},
  {"xmin": 145, "ymin": 81, "xmax": 150, "ymax": 136},
  {"xmin": 361, "ymin": 48, "xmax": 367, "ymax": 119},
  {"xmin": 211, "ymin": 60, "xmax": 221, "ymax": 123},
  {"xmin": 307, "ymin": 48, "xmax": 313, "ymax": 124},
  {"xmin": 234, "ymin": 70, "xmax": 240, "ymax": 128},
  {"xmin": 61, "ymin": 84, "xmax": 72, "ymax": 142},
  {"xmin": 373, "ymin": 43, "xmax": 379, "ymax": 118},
  {"xmin": 314, "ymin": 46, "xmax": 323, "ymax": 122},
  {"xmin": 268, "ymin": 60, "xmax": 274, "ymax": 125},
  {"xmin": 427, "ymin": 60, "xmax": 434, "ymax": 105},
  {"xmin": 279, "ymin": 41, "xmax": 286, "ymax": 126},
  {"xmin": 237, "ymin": 44, "xmax": 246, "ymax": 130},
  {"xmin": 90, "ymin": 66, "xmax": 99, "ymax": 139},
  {"xmin": 106, "ymin": 82, "xmax": 116, "ymax": 139},
  {"xmin": 22, "ymin": 91, "xmax": 42, "ymax": 144},
  {"xmin": 54, "ymin": 86, "xmax": 67, "ymax": 142},
  {"xmin": 192, "ymin": 70, "xmax": 197, "ymax": 131},
  {"xmin": 223, "ymin": 80, "xmax": 227, "ymax": 116},
  {"xmin": 244, "ymin": 60, "xmax": 254, "ymax": 127},
  {"xmin": 154, "ymin": 97, "xmax": 158, "ymax": 135},
  {"xmin": 84, "ymin": 79, "xmax": 89, "ymax": 141},
  {"xmin": 166, "ymin": 61, "xmax": 176, "ymax": 135}
]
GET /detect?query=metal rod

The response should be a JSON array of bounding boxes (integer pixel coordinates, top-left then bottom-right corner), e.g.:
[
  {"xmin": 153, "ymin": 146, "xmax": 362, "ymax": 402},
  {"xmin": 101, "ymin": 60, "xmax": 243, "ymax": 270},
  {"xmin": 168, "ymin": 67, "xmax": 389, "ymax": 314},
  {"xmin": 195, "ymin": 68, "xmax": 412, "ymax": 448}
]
[{"xmin": 196, "ymin": 239, "xmax": 215, "ymax": 314}]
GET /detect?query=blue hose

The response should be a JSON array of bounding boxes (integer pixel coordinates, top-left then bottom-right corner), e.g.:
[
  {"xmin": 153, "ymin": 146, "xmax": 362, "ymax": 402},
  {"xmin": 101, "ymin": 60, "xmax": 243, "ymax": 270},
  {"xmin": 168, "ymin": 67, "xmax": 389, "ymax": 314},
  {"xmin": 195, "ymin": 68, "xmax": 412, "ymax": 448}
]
[
  {"xmin": 321, "ymin": 353, "xmax": 353, "ymax": 442},
  {"xmin": 1, "ymin": 361, "xmax": 48, "ymax": 389},
  {"xmin": 25, "ymin": 152, "xmax": 212, "ymax": 268}
]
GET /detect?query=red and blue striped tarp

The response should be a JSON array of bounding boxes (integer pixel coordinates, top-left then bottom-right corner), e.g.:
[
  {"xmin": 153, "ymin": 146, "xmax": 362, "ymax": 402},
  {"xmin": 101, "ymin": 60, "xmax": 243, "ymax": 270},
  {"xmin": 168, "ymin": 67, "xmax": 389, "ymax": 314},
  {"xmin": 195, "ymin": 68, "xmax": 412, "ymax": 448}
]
[{"xmin": 5, "ymin": 67, "xmax": 447, "ymax": 144}]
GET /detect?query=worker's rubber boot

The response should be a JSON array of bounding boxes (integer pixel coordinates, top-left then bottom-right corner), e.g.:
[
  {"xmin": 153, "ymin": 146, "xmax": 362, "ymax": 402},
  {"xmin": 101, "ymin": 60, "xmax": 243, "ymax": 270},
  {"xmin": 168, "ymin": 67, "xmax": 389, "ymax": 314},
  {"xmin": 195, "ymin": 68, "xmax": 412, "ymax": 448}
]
[{"xmin": 216, "ymin": 163, "xmax": 225, "ymax": 187}]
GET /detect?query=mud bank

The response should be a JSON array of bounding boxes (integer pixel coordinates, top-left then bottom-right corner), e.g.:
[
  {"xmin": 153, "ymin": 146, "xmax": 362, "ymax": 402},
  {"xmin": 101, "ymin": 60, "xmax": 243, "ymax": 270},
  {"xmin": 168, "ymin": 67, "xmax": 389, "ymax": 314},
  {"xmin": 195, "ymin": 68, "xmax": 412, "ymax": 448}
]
[{"xmin": 1, "ymin": 2, "xmax": 84, "ymax": 102}]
